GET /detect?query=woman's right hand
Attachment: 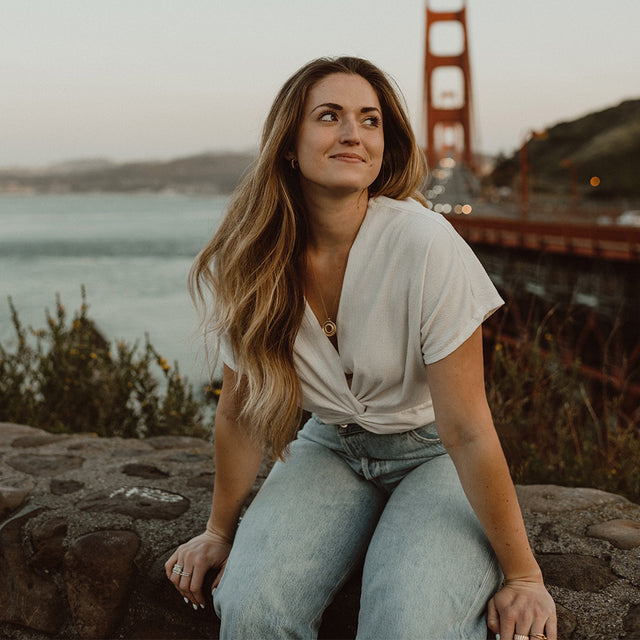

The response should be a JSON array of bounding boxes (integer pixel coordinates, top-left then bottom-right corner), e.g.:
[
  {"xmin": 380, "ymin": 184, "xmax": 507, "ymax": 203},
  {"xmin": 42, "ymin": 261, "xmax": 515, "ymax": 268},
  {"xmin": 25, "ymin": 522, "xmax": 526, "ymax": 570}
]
[{"xmin": 164, "ymin": 527, "xmax": 233, "ymax": 608}]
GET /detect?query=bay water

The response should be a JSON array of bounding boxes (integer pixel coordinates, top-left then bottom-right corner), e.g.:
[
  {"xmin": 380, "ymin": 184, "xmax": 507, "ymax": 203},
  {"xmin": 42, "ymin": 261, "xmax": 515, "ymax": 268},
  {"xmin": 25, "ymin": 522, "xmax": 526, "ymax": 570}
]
[{"xmin": 0, "ymin": 193, "xmax": 227, "ymax": 391}]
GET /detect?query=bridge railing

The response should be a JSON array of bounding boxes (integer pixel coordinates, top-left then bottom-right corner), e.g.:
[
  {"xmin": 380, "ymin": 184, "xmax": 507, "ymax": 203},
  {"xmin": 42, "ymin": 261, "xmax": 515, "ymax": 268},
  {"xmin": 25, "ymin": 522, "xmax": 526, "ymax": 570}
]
[{"xmin": 447, "ymin": 216, "xmax": 640, "ymax": 263}]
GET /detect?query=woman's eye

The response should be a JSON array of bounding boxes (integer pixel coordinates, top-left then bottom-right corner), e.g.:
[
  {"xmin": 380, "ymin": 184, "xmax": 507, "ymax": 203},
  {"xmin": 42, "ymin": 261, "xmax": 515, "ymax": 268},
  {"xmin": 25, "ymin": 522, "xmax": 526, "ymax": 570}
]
[
  {"xmin": 318, "ymin": 111, "xmax": 338, "ymax": 122},
  {"xmin": 364, "ymin": 115, "xmax": 381, "ymax": 127}
]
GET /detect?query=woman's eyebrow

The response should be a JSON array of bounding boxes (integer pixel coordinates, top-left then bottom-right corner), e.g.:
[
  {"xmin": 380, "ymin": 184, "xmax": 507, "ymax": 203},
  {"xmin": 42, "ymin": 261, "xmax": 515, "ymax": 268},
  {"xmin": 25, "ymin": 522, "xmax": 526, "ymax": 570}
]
[{"xmin": 310, "ymin": 102, "xmax": 382, "ymax": 114}]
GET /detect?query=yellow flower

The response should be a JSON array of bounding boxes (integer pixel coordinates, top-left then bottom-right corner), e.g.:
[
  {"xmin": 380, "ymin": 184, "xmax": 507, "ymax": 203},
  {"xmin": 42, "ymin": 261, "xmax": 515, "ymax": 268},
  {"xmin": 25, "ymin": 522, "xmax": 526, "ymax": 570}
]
[
  {"xmin": 495, "ymin": 343, "xmax": 503, "ymax": 352},
  {"xmin": 158, "ymin": 357, "xmax": 170, "ymax": 371},
  {"xmin": 70, "ymin": 348, "xmax": 79, "ymax": 355},
  {"xmin": 90, "ymin": 352, "xmax": 97, "ymax": 359}
]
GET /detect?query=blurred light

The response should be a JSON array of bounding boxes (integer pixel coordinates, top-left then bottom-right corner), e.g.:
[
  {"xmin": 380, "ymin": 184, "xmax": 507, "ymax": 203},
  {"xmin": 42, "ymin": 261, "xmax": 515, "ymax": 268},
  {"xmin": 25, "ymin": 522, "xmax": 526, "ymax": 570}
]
[
  {"xmin": 440, "ymin": 157, "xmax": 457, "ymax": 169},
  {"xmin": 433, "ymin": 185, "xmax": 445, "ymax": 195},
  {"xmin": 462, "ymin": 204, "xmax": 472, "ymax": 214},
  {"xmin": 434, "ymin": 203, "xmax": 444, "ymax": 213},
  {"xmin": 442, "ymin": 203, "xmax": 452, "ymax": 214},
  {"xmin": 426, "ymin": 200, "xmax": 434, "ymax": 209},
  {"xmin": 590, "ymin": 176, "xmax": 601, "ymax": 187},
  {"xmin": 454, "ymin": 204, "xmax": 463, "ymax": 214}
]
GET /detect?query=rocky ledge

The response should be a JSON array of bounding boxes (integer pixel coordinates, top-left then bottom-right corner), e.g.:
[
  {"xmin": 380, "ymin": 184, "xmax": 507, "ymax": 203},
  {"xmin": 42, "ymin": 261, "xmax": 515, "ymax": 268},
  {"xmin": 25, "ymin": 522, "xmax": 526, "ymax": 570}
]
[{"xmin": 1, "ymin": 422, "xmax": 640, "ymax": 640}]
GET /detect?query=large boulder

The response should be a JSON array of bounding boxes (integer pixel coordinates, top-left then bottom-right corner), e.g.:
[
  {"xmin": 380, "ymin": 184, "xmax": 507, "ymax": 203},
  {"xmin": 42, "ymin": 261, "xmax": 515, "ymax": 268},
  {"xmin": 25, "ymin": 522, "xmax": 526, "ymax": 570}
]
[{"xmin": 1, "ymin": 422, "xmax": 640, "ymax": 639}]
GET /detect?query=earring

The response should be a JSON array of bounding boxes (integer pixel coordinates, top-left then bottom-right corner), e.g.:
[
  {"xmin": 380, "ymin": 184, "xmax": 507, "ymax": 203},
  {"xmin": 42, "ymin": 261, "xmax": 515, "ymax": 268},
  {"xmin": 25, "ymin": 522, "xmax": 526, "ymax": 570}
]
[{"xmin": 290, "ymin": 158, "xmax": 299, "ymax": 170}]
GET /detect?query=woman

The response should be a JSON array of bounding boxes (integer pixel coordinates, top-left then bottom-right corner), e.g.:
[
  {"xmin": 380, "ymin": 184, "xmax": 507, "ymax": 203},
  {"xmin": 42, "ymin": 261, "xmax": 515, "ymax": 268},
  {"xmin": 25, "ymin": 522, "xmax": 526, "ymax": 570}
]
[{"xmin": 166, "ymin": 56, "xmax": 556, "ymax": 640}]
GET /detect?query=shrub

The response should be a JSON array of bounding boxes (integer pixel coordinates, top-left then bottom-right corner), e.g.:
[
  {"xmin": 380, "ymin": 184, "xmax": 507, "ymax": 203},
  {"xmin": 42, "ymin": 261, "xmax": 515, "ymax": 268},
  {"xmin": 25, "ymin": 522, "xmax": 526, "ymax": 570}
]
[
  {"xmin": 485, "ymin": 298, "xmax": 640, "ymax": 502},
  {"xmin": 0, "ymin": 289, "xmax": 210, "ymax": 439}
]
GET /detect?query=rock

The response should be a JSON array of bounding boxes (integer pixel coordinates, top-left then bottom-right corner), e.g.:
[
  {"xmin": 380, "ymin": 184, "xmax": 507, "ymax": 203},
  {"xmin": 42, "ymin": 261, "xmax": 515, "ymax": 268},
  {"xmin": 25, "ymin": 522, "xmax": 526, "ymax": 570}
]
[
  {"xmin": 133, "ymin": 550, "xmax": 220, "ymax": 639},
  {"xmin": 0, "ymin": 423, "xmax": 46, "ymax": 445},
  {"xmin": 11, "ymin": 433, "xmax": 69, "ymax": 448},
  {"xmin": 163, "ymin": 451, "xmax": 211, "ymax": 463},
  {"xmin": 77, "ymin": 486, "xmax": 190, "ymax": 519},
  {"xmin": 0, "ymin": 506, "xmax": 65, "ymax": 634},
  {"xmin": 51, "ymin": 478, "xmax": 85, "ymax": 495},
  {"xmin": 517, "ymin": 484, "xmax": 630, "ymax": 513},
  {"xmin": 64, "ymin": 530, "xmax": 140, "ymax": 639},
  {"xmin": 121, "ymin": 463, "xmax": 169, "ymax": 479},
  {"xmin": 587, "ymin": 519, "xmax": 640, "ymax": 549},
  {"xmin": 2, "ymin": 422, "xmax": 640, "ymax": 640},
  {"xmin": 5, "ymin": 453, "xmax": 84, "ymax": 476},
  {"xmin": 556, "ymin": 603, "xmax": 578, "ymax": 638},
  {"xmin": 145, "ymin": 435, "xmax": 211, "ymax": 450},
  {"xmin": 0, "ymin": 485, "xmax": 31, "ymax": 518},
  {"xmin": 537, "ymin": 553, "xmax": 617, "ymax": 592},
  {"xmin": 187, "ymin": 472, "xmax": 214, "ymax": 488},
  {"xmin": 29, "ymin": 516, "xmax": 68, "ymax": 570},
  {"xmin": 624, "ymin": 604, "xmax": 640, "ymax": 639}
]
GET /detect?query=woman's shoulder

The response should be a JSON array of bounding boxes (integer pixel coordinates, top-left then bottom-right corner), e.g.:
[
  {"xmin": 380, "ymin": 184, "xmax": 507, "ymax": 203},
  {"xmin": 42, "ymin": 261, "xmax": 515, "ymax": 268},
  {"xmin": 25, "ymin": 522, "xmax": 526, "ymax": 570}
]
[{"xmin": 368, "ymin": 196, "xmax": 458, "ymax": 244}]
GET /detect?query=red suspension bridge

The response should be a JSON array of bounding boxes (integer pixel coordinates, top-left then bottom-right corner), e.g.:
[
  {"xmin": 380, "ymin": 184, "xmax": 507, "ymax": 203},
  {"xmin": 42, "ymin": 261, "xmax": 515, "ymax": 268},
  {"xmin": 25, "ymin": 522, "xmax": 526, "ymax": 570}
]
[{"xmin": 422, "ymin": 1, "xmax": 640, "ymax": 405}]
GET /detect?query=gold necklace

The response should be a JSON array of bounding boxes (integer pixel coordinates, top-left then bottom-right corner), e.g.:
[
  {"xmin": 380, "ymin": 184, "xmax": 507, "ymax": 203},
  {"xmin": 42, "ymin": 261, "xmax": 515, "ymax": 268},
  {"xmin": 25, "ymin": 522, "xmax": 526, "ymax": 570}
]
[{"xmin": 307, "ymin": 259, "xmax": 338, "ymax": 338}]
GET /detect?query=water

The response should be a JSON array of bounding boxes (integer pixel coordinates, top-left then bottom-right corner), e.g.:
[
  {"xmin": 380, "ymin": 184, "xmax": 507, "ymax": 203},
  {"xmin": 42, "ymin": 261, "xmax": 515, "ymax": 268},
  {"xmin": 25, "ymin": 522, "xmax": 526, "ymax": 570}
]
[{"xmin": 0, "ymin": 193, "xmax": 227, "ymax": 390}]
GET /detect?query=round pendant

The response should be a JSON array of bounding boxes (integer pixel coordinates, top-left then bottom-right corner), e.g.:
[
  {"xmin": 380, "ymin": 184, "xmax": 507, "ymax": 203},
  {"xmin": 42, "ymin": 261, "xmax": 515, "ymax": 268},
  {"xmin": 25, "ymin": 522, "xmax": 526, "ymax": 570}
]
[{"xmin": 322, "ymin": 319, "xmax": 337, "ymax": 337}]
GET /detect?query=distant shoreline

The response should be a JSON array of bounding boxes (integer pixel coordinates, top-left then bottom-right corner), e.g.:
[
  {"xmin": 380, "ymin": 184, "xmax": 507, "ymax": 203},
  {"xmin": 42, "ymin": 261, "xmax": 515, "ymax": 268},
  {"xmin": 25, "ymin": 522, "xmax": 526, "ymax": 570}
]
[{"xmin": 0, "ymin": 151, "xmax": 255, "ymax": 197}]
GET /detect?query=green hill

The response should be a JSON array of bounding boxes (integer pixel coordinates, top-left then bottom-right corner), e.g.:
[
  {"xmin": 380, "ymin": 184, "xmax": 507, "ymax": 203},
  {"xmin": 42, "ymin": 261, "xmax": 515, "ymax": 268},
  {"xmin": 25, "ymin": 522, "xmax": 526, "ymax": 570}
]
[{"xmin": 490, "ymin": 99, "xmax": 640, "ymax": 199}]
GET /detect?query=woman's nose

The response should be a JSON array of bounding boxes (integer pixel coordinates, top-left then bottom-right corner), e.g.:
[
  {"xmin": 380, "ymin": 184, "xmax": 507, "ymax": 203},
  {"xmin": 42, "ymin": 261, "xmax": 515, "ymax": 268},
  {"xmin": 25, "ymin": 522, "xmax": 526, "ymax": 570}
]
[{"xmin": 339, "ymin": 117, "xmax": 360, "ymax": 145}]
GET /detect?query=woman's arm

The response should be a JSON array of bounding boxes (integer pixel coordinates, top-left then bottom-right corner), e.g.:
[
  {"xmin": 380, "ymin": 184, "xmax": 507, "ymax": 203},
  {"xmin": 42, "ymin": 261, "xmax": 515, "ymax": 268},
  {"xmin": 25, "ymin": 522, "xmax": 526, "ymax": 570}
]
[
  {"xmin": 426, "ymin": 327, "xmax": 556, "ymax": 640},
  {"xmin": 208, "ymin": 364, "xmax": 265, "ymax": 538},
  {"xmin": 165, "ymin": 364, "xmax": 263, "ymax": 607}
]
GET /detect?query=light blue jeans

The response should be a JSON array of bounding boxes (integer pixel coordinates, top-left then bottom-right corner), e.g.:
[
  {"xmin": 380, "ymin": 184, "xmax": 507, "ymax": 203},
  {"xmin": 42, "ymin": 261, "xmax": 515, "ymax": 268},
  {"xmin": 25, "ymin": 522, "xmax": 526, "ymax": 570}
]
[{"xmin": 213, "ymin": 415, "xmax": 502, "ymax": 639}]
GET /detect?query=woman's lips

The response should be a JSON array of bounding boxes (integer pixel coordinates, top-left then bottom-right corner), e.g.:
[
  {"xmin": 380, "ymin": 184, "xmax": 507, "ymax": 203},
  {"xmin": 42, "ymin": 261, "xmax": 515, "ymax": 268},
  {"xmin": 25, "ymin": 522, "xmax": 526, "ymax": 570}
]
[{"xmin": 330, "ymin": 153, "xmax": 365, "ymax": 163}]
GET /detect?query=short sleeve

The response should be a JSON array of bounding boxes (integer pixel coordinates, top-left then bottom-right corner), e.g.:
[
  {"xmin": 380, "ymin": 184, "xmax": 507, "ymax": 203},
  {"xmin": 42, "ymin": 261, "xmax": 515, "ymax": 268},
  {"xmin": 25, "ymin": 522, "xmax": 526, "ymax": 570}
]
[
  {"xmin": 420, "ymin": 219, "xmax": 504, "ymax": 364},
  {"xmin": 218, "ymin": 330, "xmax": 237, "ymax": 371}
]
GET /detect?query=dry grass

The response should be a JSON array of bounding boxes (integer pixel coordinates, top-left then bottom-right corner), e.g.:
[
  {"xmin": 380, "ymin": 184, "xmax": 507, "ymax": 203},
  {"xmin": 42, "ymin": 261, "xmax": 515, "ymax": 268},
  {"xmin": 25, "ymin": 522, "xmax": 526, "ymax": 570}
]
[{"xmin": 484, "ymin": 298, "xmax": 640, "ymax": 501}]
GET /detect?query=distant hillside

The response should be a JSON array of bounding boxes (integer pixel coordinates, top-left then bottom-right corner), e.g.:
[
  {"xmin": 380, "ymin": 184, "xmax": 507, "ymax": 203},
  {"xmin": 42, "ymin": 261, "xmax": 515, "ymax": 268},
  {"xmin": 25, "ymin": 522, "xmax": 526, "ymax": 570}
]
[
  {"xmin": 490, "ymin": 99, "xmax": 640, "ymax": 199},
  {"xmin": 0, "ymin": 152, "xmax": 255, "ymax": 195}
]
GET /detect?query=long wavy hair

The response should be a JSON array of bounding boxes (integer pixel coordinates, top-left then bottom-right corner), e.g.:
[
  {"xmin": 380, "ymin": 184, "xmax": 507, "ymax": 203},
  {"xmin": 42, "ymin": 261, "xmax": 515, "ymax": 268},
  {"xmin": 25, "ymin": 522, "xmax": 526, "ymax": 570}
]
[{"xmin": 189, "ymin": 56, "xmax": 427, "ymax": 459}]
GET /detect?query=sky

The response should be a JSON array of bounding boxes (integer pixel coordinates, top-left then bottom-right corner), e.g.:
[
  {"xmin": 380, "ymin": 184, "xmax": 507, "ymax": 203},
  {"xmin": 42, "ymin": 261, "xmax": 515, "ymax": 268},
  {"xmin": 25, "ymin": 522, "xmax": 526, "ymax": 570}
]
[{"xmin": 1, "ymin": 0, "xmax": 638, "ymax": 167}]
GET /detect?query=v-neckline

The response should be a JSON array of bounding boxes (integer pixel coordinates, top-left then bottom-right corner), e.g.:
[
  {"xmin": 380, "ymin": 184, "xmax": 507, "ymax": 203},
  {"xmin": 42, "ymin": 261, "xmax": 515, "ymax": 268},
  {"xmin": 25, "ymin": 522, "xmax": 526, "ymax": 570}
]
[{"xmin": 303, "ymin": 197, "xmax": 373, "ymax": 356}]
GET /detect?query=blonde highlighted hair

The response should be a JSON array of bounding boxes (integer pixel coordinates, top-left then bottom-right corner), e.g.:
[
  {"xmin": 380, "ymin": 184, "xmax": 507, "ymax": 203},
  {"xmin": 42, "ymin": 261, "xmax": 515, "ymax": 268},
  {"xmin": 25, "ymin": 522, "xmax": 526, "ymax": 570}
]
[{"xmin": 189, "ymin": 56, "xmax": 427, "ymax": 459}]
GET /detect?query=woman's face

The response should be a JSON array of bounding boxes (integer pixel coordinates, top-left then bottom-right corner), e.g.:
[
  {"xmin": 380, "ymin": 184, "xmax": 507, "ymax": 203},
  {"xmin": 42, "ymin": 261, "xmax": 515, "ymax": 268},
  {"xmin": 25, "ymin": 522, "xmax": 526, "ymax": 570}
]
[{"xmin": 292, "ymin": 73, "xmax": 384, "ymax": 199}]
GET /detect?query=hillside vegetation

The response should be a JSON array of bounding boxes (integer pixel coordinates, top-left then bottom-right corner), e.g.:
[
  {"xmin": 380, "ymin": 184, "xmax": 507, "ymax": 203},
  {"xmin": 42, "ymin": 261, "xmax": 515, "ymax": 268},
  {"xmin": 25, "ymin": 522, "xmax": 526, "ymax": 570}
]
[
  {"xmin": 490, "ymin": 98, "xmax": 640, "ymax": 199},
  {"xmin": 0, "ymin": 152, "xmax": 255, "ymax": 195}
]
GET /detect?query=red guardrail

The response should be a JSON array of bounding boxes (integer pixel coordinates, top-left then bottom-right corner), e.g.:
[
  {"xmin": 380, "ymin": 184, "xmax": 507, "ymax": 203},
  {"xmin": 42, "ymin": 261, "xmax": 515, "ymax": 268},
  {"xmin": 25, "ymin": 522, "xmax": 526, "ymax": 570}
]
[{"xmin": 447, "ymin": 216, "xmax": 640, "ymax": 262}]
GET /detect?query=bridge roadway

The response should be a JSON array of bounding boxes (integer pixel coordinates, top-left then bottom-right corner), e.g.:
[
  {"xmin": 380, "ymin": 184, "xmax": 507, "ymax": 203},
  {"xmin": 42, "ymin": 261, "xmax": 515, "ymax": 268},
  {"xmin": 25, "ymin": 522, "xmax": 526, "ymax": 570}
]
[{"xmin": 425, "ymin": 162, "xmax": 640, "ymax": 263}]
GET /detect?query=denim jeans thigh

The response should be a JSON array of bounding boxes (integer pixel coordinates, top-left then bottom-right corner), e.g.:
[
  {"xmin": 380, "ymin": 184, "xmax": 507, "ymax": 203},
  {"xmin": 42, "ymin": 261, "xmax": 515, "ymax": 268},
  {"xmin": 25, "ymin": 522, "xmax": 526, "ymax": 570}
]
[
  {"xmin": 357, "ymin": 453, "xmax": 502, "ymax": 640},
  {"xmin": 213, "ymin": 420, "xmax": 386, "ymax": 640}
]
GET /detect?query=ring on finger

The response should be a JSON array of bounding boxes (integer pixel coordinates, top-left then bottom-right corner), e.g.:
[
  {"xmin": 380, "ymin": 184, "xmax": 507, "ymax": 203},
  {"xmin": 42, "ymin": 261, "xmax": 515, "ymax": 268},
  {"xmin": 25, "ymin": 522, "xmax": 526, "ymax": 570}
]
[
  {"xmin": 179, "ymin": 570, "xmax": 191, "ymax": 577},
  {"xmin": 530, "ymin": 635, "xmax": 548, "ymax": 640},
  {"xmin": 514, "ymin": 635, "xmax": 529, "ymax": 640}
]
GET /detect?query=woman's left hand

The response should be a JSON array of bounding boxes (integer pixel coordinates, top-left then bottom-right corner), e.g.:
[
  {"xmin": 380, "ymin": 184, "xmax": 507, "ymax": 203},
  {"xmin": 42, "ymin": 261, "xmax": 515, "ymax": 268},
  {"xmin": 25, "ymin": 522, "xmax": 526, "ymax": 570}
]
[{"xmin": 486, "ymin": 576, "xmax": 557, "ymax": 640}]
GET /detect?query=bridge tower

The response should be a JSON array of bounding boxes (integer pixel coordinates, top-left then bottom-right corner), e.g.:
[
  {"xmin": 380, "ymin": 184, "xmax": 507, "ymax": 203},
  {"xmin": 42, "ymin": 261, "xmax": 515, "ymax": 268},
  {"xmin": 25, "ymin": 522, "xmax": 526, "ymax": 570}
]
[{"xmin": 423, "ymin": 1, "xmax": 474, "ymax": 170}]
